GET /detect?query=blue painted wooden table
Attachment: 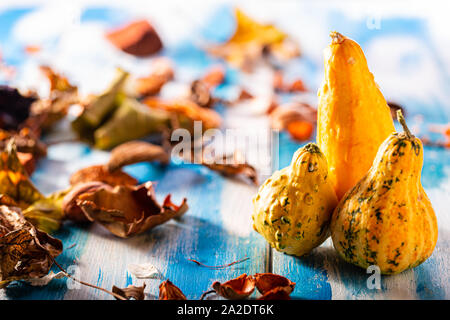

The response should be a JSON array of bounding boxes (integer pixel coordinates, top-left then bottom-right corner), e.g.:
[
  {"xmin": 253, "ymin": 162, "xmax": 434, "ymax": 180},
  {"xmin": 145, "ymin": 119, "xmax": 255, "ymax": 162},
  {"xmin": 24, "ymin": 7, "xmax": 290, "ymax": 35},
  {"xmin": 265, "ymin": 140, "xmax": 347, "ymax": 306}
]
[{"xmin": 0, "ymin": 2, "xmax": 449, "ymax": 300}]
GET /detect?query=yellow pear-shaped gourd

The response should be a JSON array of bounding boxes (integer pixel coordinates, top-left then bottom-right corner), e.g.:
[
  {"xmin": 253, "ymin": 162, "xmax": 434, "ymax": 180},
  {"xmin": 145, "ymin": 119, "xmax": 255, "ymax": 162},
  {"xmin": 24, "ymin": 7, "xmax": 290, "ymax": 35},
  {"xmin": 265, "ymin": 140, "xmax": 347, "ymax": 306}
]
[
  {"xmin": 252, "ymin": 143, "xmax": 338, "ymax": 256},
  {"xmin": 317, "ymin": 32, "xmax": 395, "ymax": 199},
  {"xmin": 330, "ymin": 111, "xmax": 438, "ymax": 274}
]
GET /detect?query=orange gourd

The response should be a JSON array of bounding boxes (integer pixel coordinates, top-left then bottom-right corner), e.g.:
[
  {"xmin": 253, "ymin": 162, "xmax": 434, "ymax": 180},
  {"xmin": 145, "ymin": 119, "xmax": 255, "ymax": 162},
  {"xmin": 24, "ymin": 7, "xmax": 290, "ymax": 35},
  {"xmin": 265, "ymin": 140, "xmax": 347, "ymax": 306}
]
[{"xmin": 317, "ymin": 32, "xmax": 395, "ymax": 199}]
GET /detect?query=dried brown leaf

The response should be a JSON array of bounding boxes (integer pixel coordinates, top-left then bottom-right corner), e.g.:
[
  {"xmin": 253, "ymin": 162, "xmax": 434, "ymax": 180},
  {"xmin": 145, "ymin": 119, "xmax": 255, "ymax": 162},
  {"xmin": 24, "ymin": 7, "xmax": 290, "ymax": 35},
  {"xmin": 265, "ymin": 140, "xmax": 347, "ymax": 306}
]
[
  {"xmin": 0, "ymin": 141, "xmax": 43, "ymax": 209},
  {"xmin": 107, "ymin": 141, "xmax": 169, "ymax": 172},
  {"xmin": 134, "ymin": 58, "xmax": 174, "ymax": 97},
  {"xmin": 200, "ymin": 151, "xmax": 258, "ymax": 185},
  {"xmin": 77, "ymin": 182, "xmax": 188, "ymax": 238},
  {"xmin": 106, "ymin": 20, "xmax": 163, "ymax": 57},
  {"xmin": 270, "ymin": 102, "xmax": 316, "ymax": 131},
  {"xmin": 190, "ymin": 80, "xmax": 215, "ymax": 109},
  {"xmin": 211, "ymin": 274, "xmax": 256, "ymax": 300},
  {"xmin": 0, "ymin": 205, "xmax": 62, "ymax": 288},
  {"xmin": 254, "ymin": 273, "xmax": 295, "ymax": 296},
  {"xmin": 112, "ymin": 283, "xmax": 146, "ymax": 300},
  {"xmin": 62, "ymin": 181, "xmax": 110, "ymax": 222},
  {"xmin": 70, "ymin": 165, "xmax": 138, "ymax": 186},
  {"xmin": 143, "ymin": 97, "xmax": 222, "ymax": 131},
  {"xmin": 22, "ymin": 66, "xmax": 79, "ymax": 133},
  {"xmin": 159, "ymin": 280, "xmax": 187, "ymax": 300}
]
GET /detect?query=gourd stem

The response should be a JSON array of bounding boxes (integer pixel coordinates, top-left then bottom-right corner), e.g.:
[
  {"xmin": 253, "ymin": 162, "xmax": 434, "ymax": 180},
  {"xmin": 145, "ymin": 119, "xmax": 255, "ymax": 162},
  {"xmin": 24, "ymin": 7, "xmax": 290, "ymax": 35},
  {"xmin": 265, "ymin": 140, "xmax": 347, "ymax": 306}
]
[
  {"xmin": 330, "ymin": 31, "xmax": 345, "ymax": 44},
  {"xmin": 396, "ymin": 110, "xmax": 413, "ymax": 139}
]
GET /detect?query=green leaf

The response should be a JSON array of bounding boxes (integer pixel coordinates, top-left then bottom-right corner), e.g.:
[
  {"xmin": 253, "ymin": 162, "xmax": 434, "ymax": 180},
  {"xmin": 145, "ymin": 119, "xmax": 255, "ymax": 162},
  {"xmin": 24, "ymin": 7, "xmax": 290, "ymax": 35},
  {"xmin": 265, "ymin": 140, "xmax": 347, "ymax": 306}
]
[{"xmin": 22, "ymin": 189, "xmax": 69, "ymax": 234}]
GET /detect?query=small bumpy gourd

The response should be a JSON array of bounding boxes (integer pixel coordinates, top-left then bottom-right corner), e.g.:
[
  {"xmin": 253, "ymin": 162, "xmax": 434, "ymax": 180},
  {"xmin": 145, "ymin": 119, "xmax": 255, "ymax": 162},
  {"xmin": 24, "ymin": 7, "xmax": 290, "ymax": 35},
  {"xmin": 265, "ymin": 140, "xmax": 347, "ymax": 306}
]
[
  {"xmin": 317, "ymin": 32, "xmax": 395, "ymax": 200},
  {"xmin": 330, "ymin": 111, "xmax": 438, "ymax": 274},
  {"xmin": 252, "ymin": 143, "xmax": 338, "ymax": 256}
]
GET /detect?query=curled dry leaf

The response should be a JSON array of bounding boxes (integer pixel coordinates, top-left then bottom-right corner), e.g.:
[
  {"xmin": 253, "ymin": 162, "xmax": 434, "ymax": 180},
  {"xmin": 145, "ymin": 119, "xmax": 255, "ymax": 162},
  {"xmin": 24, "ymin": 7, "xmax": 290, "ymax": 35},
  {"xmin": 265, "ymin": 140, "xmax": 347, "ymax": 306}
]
[
  {"xmin": 200, "ymin": 151, "xmax": 258, "ymax": 185},
  {"xmin": 159, "ymin": 280, "xmax": 187, "ymax": 300},
  {"xmin": 254, "ymin": 273, "xmax": 295, "ymax": 299},
  {"xmin": 0, "ymin": 205, "xmax": 62, "ymax": 288},
  {"xmin": 143, "ymin": 97, "xmax": 222, "ymax": 131},
  {"xmin": 270, "ymin": 102, "xmax": 316, "ymax": 131},
  {"xmin": 0, "ymin": 128, "xmax": 47, "ymax": 157},
  {"xmin": 72, "ymin": 68, "xmax": 129, "ymax": 141},
  {"xmin": 24, "ymin": 66, "xmax": 79, "ymax": 133},
  {"xmin": 106, "ymin": 20, "xmax": 163, "ymax": 57},
  {"xmin": 0, "ymin": 141, "xmax": 43, "ymax": 209},
  {"xmin": 112, "ymin": 283, "xmax": 146, "ymax": 300},
  {"xmin": 134, "ymin": 58, "xmax": 174, "ymax": 97},
  {"xmin": 70, "ymin": 165, "xmax": 138, "ymax": 186},
  {"xmin": 76, "ymin": 182, "xmax": 188, "ymax": 238},
  {"xmin": 107, "ymin": 140, "xmax": 169, "ymax": 172},
  {"xmin": 0, "ymin": 127, "xmax": 46, "ymax": 175},
  {"xmin": 211, "ymin": 274, "xmax": 256, "ymax": 300},
  {"xmin": 62, "ymin": 181, "xmax": 110, "ymax": 222}
]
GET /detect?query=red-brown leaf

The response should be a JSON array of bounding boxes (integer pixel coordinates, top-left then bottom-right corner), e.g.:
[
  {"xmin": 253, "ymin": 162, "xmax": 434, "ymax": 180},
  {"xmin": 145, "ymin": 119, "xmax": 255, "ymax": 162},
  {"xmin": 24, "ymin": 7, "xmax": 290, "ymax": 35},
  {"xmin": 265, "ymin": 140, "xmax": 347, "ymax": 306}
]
[
  {"xmin": 159, "ymin": 280, "xmax": 187, "ymax": 300},
  {"xmin": 211, "ymin": 274, "xmax": 256, "ymax": 300},
  {"xmin": 254, "ymin": 273, "xmax": 295, "ymax": 295},
  {"xmin": 77, "ymin": 182, "xmax": 188, "ymax": 238}
]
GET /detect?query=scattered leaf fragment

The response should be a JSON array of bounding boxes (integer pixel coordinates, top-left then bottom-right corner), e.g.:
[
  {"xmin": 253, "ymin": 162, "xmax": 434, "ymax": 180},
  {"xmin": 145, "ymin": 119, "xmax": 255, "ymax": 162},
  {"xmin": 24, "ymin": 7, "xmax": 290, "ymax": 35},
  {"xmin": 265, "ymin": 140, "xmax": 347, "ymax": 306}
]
[
  {"xmin": 210, "ymin": 274, "xmax": 256, "ymax": 300},
  {"xmin": 23, "ymin": 66, "xmax": 79, "ymax": 133},
  {"xmin": 134, "ymin": 58, "xmax": 174, "ymax": 97},
  {"xmin": 107, "ymin": 141, "xmax": 169, "ymax": 172},
  {"xmin": 128, "ymin": 263, "xmax": 160, "ymax": 279},
  {"xmin": 159, "ymin": 280, "xmax": 187, "ymax": 300},
  {"xmin": 143, "ymin": 97, "xmax": 222, "ymax": 132},
  {"xmin": 70, "ymin": 165, "xmax": 138, "ymax": 186},
  {"xmin": 199, "ymin": 151, "xmax": 258, "ymax": 185},
  {"xmin": 273, "ymin": 70, "xmax": 307, "ymax": 93},
  {"xmin": 190, "ymin": 80, "xmax": 215, "ymax": 109},
  {"xmin": 270, "ymin": 102, "xmax": 316, "ymax": 131},
  {"xmin": 112, "ymin": 283, "xmax": 146, "ymax": 300},
  {"xmin": 106, "ymin": 20, "xmax": 163, "ymax": 57},
  {"xmin": 77, "ymin": 182, "xmax": 188, "ymax": 238},
  {"xmin": 287, "ymin": 120, "xmax": 314, "ymax": 141}
]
